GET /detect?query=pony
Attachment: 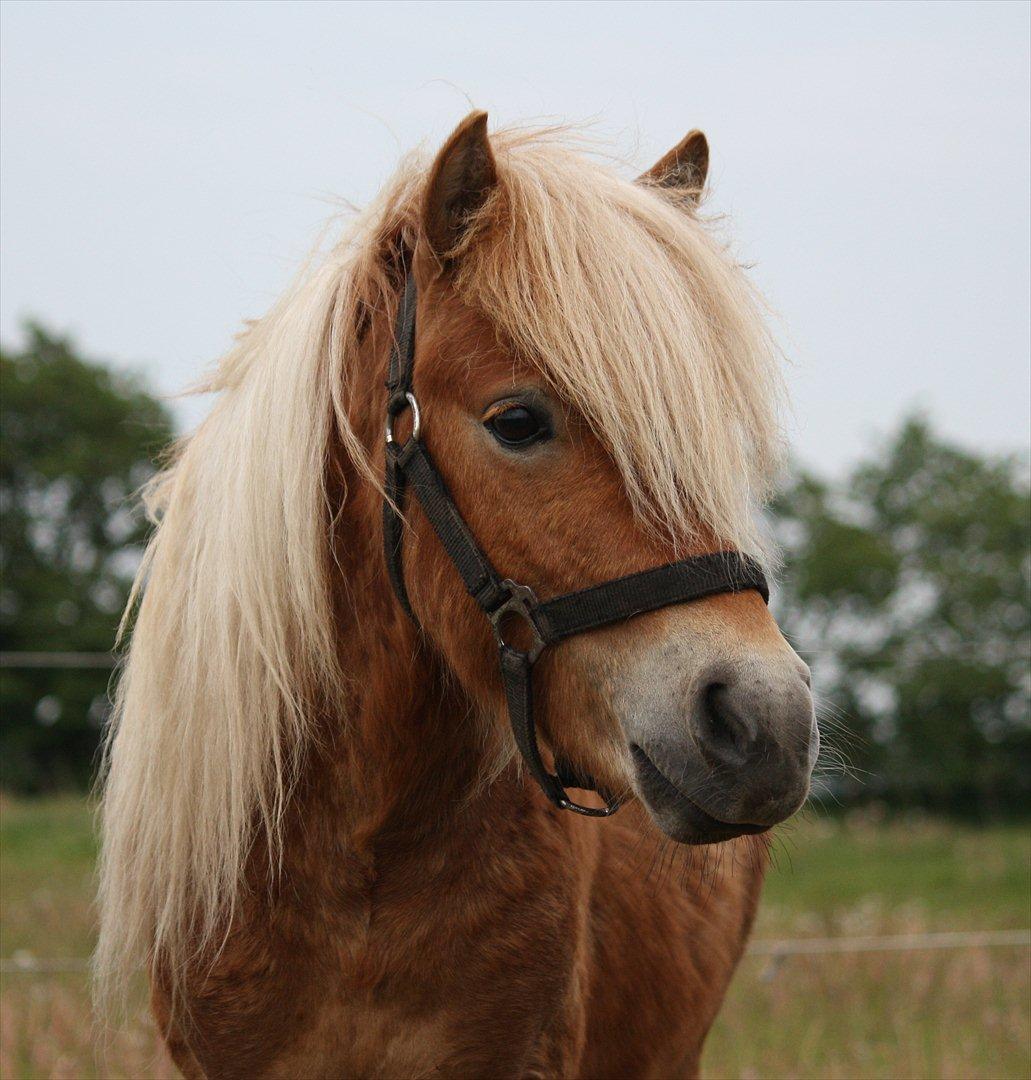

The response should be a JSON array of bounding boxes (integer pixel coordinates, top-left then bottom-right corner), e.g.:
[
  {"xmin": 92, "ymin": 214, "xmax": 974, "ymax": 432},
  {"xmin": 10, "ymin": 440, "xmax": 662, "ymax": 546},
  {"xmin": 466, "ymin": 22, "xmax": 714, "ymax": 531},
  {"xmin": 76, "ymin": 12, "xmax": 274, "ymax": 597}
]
[{"xmin": 97, "ymin": 112, "xmax": 817, "ymax": 1078}]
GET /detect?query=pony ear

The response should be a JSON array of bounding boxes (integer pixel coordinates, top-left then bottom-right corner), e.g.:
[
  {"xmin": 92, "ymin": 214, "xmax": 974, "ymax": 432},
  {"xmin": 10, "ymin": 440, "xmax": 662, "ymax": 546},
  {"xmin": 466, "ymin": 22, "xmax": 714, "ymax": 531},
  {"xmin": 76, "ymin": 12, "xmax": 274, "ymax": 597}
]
[
  {"xmin": 422, "ymin": 110, "xmax": 499, "ymax": 261},
  {"xmin": 639, "ymin": 130, "xmax": 709, "ymax": 204}
]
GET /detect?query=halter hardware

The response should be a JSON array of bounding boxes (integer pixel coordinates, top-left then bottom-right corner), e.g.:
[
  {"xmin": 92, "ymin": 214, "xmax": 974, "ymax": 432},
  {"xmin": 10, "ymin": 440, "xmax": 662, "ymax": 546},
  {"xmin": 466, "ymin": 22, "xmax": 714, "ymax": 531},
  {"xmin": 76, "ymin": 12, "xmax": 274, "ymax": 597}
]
[
  {"xmin": 382, "ymin": 271, "xmax": 769, "ymax": 818},
  {"xmin": 490, "ymin": 581, "xmax": 547, "ymax": 663},
  {"xmin": 385, "ymin": 391, "xmax": 421, "ymax": 445}
]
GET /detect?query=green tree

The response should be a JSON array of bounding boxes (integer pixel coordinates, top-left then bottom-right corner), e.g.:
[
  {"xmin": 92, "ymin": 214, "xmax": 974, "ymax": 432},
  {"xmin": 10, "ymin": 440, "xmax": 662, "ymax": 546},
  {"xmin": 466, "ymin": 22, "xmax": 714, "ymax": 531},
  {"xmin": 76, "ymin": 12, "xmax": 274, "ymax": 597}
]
[
  {"xmin": 1, "ymin": 325, "xmax": 174, "ymax": 791},
  {"xmin": 773, "ymin": 417, "xmax": 1031, "ymax": 816}
]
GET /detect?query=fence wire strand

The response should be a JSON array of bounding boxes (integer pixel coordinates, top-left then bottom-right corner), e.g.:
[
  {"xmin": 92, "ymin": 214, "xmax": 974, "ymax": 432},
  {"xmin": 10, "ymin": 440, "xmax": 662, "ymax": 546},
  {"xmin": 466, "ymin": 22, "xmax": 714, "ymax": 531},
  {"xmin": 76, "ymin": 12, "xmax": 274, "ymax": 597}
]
[{"xmin": 3, "ymin": 930, "xmax": 1027, "ymax": 977}]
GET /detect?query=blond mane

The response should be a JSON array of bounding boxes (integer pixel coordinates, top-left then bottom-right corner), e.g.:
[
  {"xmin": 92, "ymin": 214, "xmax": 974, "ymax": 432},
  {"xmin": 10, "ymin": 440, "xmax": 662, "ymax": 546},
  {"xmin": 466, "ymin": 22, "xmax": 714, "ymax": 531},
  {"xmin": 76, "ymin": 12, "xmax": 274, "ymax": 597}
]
[{"xmin": 96, "ymin": 126, "xmax": 784, "ymax": 1008}]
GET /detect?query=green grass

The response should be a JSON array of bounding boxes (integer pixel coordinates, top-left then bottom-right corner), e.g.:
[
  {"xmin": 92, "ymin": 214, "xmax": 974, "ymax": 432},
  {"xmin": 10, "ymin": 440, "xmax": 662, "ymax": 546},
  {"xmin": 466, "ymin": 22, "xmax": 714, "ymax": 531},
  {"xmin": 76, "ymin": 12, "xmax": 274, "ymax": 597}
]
[
  {"xmin": 758, "ymin": 809, "xmax": 1031, "ymax": 933},
  {"xmin": 708, "ymin": 811, "xmax": 1031, "ymax": 1079},
  {"xmin": 1, "ymin": 795, "xmax": 1028, "ymax": 1078},
  {"xmin": 1, "ymin": 795, "xmax": 98, "ymax": 960}
]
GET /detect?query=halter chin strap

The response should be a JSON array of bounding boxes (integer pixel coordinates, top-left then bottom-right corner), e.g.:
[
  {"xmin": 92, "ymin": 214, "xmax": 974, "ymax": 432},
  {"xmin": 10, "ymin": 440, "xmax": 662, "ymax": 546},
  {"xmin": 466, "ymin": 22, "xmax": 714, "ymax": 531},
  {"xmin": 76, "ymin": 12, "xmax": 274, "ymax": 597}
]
[{"xmin": 383, "ymin": 272, "xmax": 769, "ymax": 816}]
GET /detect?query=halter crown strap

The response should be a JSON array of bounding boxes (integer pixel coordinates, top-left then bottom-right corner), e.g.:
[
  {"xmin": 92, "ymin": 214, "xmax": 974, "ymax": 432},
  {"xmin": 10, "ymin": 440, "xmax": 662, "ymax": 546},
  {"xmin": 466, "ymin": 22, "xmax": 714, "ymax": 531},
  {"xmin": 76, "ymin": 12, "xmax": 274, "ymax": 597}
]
[{"xmin": 382, "ymin": 273, "xmax": 769, "ymax": 816}]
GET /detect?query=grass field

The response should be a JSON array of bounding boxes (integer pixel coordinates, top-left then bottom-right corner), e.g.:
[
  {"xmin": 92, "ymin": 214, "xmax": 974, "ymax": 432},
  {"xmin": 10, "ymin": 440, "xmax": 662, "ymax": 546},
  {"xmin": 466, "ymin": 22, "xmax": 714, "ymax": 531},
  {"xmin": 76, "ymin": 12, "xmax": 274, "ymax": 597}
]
[{"xmin": 1, "ymin": 796, "xmax": 1028, "ymax": 1079}]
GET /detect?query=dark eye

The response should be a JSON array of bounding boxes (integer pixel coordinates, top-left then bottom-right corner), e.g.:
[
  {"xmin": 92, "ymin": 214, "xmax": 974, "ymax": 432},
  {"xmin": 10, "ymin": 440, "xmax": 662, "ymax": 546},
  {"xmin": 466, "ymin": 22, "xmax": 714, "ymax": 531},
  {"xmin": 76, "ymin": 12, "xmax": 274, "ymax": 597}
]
[{"xmin": 485, "ymin": 404, "xmax": 550, "ymax": 448}]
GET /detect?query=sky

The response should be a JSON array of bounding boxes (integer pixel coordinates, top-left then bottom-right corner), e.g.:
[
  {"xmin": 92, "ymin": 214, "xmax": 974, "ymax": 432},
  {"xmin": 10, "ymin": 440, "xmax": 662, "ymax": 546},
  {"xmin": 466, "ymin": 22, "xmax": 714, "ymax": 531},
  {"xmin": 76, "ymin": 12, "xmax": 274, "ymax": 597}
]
[{"xmin": 2, "ymin": 0, "xmax": 1028, "ymax": 475}]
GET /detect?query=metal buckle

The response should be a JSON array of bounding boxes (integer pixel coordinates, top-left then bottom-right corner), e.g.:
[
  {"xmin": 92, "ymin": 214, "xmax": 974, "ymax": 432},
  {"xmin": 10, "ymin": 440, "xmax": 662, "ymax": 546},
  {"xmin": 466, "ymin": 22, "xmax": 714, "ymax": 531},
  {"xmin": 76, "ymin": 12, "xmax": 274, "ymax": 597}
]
[
  {"xmin": 385, "ymin": 391, "xmax": 421, "ymax": 445},
  {"xmin": 490, "ymin": 580, "xmax": 546, "ymax": 663}
]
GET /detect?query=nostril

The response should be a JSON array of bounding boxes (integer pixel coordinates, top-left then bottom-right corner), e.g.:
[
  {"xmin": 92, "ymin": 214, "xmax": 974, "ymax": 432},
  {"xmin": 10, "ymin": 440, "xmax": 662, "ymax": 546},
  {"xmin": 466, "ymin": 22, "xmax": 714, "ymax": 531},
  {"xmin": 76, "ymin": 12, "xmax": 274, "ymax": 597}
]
[{"xmin": 699, "ymin": 683, "xmax": 751, "ymax": 763}]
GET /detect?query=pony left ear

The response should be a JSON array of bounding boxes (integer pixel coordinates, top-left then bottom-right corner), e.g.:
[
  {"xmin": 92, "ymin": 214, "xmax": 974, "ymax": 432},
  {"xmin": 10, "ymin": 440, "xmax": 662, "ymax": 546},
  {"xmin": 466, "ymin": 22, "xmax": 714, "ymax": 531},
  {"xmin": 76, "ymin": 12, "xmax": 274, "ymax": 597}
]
[
  {"xmin": 639, "ymin": 130, "xmax": 709, "ymax": 204},
  {"xmin": 422, "ymin": 110, "xmax": 499, "ymax": 261}
]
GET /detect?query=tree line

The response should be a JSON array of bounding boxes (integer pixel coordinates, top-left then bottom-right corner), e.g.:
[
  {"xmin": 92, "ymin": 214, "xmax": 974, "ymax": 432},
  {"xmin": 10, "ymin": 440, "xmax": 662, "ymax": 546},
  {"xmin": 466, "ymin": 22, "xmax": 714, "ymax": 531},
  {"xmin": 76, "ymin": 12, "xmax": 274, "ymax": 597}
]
[{"xmin": 2, "ymin": 327, "xmax": 1028, "ymax": 814}]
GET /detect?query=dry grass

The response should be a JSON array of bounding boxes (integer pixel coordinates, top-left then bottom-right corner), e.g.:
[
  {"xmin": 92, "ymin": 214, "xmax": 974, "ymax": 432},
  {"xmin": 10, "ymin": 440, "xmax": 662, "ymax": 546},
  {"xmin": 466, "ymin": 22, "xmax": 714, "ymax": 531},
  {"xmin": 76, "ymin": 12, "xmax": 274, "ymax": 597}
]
[
  {"xmin": 1, "ymin": 795, "xmax": 1028, "ymax": 1078},
  {"xmin": 0, "ymin": 796, "xmax": 173, "ymax": 1077},
  {"xmin": 1, "ymin": 976, "xmax": 175, "ymax": 1080},
  {"xmin": 709, "ymin": 947, "xmax": 1029, "ymax": 1079}
]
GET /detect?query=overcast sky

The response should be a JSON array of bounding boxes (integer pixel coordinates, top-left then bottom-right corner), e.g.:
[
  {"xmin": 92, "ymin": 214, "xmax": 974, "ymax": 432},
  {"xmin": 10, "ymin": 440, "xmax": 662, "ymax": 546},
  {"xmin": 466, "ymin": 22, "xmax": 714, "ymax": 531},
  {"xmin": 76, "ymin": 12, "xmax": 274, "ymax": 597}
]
[{"xmin": 2, "ymin": 1, "xmax": 1028, "ymax": 474}]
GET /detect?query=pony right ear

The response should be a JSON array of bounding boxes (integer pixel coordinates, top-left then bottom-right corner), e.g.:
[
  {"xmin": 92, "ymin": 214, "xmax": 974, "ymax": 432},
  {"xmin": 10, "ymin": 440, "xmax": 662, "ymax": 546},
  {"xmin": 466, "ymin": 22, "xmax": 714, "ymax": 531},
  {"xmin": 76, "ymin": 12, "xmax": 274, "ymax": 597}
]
[
  {"xmin": 422, "ymin": 110, "xmax": 499, "ymax": 261},
  {"xmin": 640, "ymin": 130, "xmax": 709, "ymax": 204}
]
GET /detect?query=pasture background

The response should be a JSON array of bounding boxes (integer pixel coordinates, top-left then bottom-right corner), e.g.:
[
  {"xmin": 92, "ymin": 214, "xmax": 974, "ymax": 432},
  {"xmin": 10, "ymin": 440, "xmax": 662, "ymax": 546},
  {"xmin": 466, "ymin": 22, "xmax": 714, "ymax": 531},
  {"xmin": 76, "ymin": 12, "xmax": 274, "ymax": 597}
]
[{"xmin": 1, "ymin": 797, "xmax": 1028, "ymax": 1079}]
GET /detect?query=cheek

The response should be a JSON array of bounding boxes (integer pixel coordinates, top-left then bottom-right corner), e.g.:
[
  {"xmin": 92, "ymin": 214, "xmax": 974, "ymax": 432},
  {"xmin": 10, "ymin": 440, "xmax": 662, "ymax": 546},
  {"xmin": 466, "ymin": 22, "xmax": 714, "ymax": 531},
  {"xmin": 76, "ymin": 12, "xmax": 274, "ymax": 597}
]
[
  {"xmin": 404, "ymin": 527, "xmax": 499, "ymax": 702},
  {"xmin": 396, "ymin": 398, "xmax": 694, "ymax": 755},
  {"xmin": 435, "ymin": 426, "xmax": 665, "ymax": 597}
]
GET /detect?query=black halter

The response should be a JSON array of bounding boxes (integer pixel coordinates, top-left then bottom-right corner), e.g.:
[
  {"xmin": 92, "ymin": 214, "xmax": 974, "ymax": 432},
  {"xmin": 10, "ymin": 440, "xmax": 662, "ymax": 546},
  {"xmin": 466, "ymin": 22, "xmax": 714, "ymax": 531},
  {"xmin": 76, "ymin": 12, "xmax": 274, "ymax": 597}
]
[{"xmin": 383, "ymin": 273, "xmax": 769, "ymax": 817}]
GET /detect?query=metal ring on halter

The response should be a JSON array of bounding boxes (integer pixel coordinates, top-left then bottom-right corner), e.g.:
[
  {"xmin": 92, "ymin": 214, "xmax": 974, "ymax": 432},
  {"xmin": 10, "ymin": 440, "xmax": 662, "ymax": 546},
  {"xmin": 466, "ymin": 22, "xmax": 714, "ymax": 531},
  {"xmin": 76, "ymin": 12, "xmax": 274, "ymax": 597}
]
[{"xmin": 385, "ymin": 392, "xmax": 421, "ymax": 445}]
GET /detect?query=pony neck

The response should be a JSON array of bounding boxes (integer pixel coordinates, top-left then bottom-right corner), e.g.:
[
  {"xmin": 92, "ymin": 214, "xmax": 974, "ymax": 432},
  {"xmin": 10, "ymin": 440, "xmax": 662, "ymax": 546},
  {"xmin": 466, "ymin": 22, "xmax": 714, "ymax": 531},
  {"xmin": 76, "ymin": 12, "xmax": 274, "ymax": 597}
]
[
  {"xmin": 316, "ymin": 482, "xmax": 492, "ymax": 848},
  {"xmin": 346, "ymin": 648, "xmax": 483, "ymax": 843}
]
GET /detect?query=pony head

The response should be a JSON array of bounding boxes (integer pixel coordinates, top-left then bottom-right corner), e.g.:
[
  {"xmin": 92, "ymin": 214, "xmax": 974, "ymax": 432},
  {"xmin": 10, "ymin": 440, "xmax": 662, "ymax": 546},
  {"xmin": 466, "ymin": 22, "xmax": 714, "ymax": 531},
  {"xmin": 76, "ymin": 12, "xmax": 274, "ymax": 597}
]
[
  {"xmin": 97, "ymin": 112, "xmax": 815, "ymax": 1007},
  {"xmin": 397, "ymin": 113, "xmax": 816, "ymax": 835}
]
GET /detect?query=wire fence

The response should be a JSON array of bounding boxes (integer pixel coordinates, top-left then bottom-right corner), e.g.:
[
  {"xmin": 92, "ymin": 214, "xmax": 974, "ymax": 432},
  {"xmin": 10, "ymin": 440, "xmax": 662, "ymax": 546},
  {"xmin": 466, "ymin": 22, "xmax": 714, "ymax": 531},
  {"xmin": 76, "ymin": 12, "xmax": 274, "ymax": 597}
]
[
  {"xmin": 0, "ymin": 651, "xmax": 116, "ymax": 669},
  {"xmin": 748, "ymin": 928, "xmax": 1031, "ymax": 981},
  {"xmin": 3, "ymin": 930, "xmax": 1028, "ymax": 977}
]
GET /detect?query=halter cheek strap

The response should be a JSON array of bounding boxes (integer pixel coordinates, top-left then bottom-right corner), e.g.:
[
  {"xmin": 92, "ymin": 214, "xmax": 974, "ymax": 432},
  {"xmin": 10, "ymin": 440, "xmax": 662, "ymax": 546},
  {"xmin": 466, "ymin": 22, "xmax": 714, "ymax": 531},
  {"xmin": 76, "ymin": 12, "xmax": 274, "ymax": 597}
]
[{"xmin": 383, "ymin": 273, "xmax": 769, "ymax": 817}]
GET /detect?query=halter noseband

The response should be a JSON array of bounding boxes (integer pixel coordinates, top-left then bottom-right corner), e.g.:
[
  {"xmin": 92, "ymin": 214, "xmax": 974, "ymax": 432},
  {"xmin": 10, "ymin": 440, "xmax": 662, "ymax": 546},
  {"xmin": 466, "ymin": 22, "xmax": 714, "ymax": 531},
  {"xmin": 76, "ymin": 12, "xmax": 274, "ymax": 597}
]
[{"xmin": 382, "ymin": 273, "xmax": 769, "ymax": 817}]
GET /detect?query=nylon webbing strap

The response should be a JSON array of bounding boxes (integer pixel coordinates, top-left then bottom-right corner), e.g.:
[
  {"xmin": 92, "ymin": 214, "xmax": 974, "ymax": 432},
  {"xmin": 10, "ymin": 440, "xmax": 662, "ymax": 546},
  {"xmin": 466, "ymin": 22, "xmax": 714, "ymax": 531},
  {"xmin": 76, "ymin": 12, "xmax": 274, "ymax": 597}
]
[
  {"xmin": 384, "ymin": 446, "xmax": 413, "ymax": 617},
  {"xmin": 381, "ymin": 271, "xmax": 769, "ymax": 817},
  {"xmin": 386, "ymin": 273, "xmax": 418, "ymax": 394},
  {"xmin": 499, "ymin": 646, "xmax": 568, "ymax": 807},
  {"xmin": 396, "ymin": 440, "xmax": 506, "ymax": 611},
  {"xmin": 536, "ymin": 552, "xmax": 769, "ymax": 644}
]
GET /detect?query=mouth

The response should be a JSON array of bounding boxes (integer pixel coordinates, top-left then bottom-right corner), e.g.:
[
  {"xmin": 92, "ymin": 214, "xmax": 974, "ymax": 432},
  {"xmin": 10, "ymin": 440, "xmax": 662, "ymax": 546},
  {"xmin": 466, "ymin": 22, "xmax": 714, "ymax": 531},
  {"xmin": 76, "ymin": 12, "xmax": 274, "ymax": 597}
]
[{"xmin": 630, "ymin": 744, "xmax": 769, "ymax": 845}]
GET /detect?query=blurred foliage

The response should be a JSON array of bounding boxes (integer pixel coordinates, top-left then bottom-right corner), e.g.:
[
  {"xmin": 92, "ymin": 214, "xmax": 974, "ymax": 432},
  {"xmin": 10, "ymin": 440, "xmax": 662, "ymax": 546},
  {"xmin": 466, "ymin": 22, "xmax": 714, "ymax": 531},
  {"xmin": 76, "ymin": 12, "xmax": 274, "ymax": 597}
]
[
  {"xmin": 773, "ymin": 417, "xmax": 1031, "ymax": 817},
  {"xmin": 0, "ymin": 326, "xmax": 173, "ymax": 791},
  {"xmin": 1, "ymin": 331, "xmax": 1028, "ymax": 815}
]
